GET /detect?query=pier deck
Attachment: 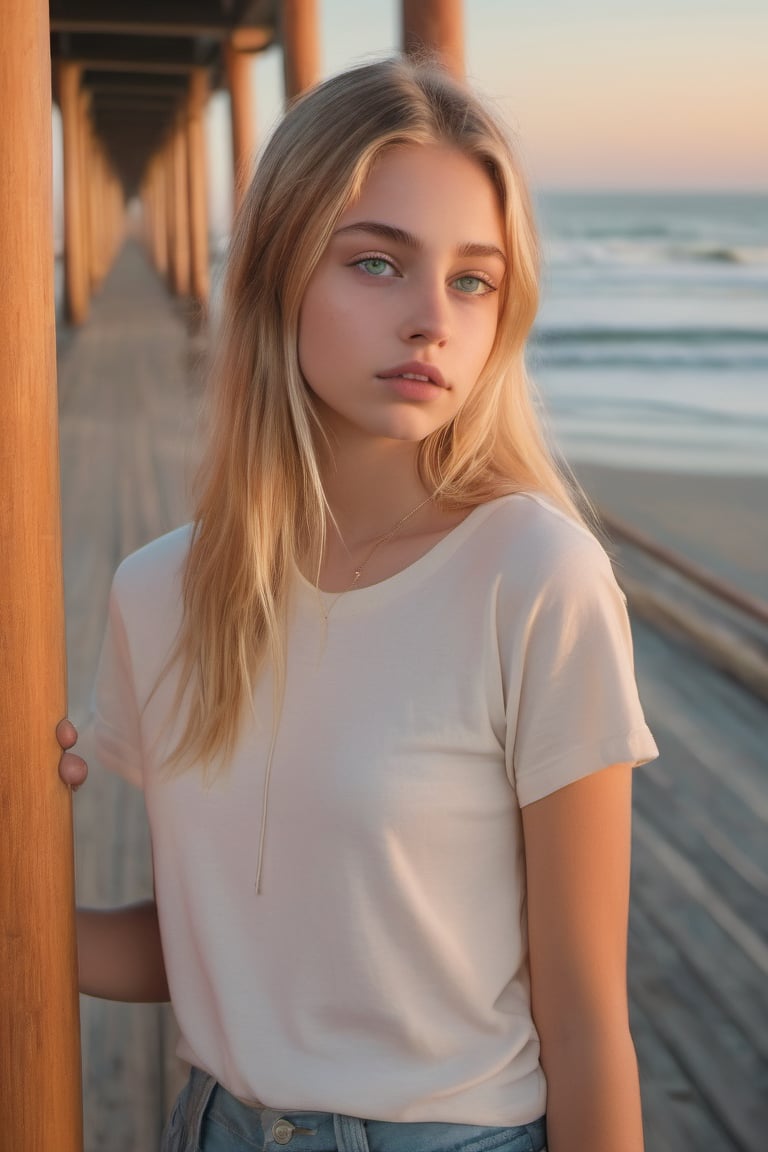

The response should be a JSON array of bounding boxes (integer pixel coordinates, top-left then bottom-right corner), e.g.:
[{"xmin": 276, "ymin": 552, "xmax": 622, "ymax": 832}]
[{"xmin": 58, "ymin": 243, "xmax": 767, "ymax": 1151}]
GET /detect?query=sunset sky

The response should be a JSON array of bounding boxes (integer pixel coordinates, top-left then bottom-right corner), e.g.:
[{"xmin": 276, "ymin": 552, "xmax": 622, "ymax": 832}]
[
  {"xmin": 245, "ymin": 0, "xmax": 767, "ymax": 186},
  {"xmin": 52, "ymin": 0, "xmax": 768, "ymax": 240}
]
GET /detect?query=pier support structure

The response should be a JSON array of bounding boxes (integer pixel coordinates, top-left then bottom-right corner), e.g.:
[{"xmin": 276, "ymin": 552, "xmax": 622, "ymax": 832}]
[
  {"xmin": 171, "ymin": 111, "xmax": 191, "ymax": 297},
  {"xmin": 0, "ymin": 1, "xmax": 83, "ymax": 1148},
  {"xmin": 58, "ymin": 61, "xmax": 89, "ymax": 325},
  {"xmin": 152, "ymin": 156, "xmax": 169, "ymax": 277},
  {"xmin": 225, "ymin": 42, "xmax": 256, "ymax": 212},
  {"xmin": 187, "ymin": 68, "xmax": 211, "ymax": 312},
  {"xmin": 281, "ymin": 0, "xmax": 320, "ymax": 99},
  {"xmin": 402, "ymin": 0, "xmax": 465, "ymax": 78}
]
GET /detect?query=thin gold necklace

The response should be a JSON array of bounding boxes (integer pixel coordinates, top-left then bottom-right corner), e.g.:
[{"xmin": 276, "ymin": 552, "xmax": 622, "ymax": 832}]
[{"xmin": 317, "ymin": 494, "xmax": 433, "ymax": 621}]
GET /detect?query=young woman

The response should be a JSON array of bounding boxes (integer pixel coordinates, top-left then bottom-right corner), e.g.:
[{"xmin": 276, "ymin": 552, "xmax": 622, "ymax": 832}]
[{"xmin": 59, "ymin": 57, "xmax": 658, "ymax": 1152}]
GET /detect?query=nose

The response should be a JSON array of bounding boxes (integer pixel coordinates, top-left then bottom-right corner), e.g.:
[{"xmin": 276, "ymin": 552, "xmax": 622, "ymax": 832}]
[{"xmin": 398, "ymin": 278, "xmax": 450, "ymax": 346}]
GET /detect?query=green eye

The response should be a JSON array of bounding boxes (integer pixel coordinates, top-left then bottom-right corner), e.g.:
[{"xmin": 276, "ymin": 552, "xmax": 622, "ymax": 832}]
[
  {"xmin": 359, "ymin": 258, "xmax": 391, "ymax": 276},
  {"xmin": 454, "ymin": 275, "xmax": 491, "ymax": 295}
]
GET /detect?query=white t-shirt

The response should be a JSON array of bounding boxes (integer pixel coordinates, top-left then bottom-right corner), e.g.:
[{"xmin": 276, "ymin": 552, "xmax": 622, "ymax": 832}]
[{"xmin": 92, "ymin": 493, "xmax": 658, "ymax": 1125}]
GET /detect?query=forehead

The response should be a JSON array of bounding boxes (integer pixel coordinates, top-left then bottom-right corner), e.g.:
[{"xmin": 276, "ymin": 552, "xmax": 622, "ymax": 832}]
[{"xmin": 339, "ymin": 144, "xmax": 505, "ymax": 246}]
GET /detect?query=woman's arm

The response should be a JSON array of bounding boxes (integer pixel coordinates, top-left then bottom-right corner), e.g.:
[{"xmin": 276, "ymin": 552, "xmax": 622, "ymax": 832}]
[
  {"xmin": 77, "ymin": 902, "xmax": 170, "ymax": 1002},
  {"xmin": 58, "ymin": 719, "xmax": 170, "ymax": 1003},
  {"xmin": 521, "ymin": 762, "xmax": 644, "ymax": 1152}
]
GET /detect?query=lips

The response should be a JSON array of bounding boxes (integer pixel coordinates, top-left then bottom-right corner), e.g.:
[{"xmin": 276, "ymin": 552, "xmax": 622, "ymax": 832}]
[{"xmin": 376, "ymin": 362, "xmax": 447, "ymax": 389}]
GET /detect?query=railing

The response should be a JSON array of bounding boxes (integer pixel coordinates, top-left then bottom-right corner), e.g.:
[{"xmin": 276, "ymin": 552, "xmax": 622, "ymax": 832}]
[{"xmin": 599, "ymin": 510, "xmax": 768, "ymax": 703}]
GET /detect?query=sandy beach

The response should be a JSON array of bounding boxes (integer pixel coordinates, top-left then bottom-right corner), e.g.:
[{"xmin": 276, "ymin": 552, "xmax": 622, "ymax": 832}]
[{"xmin": 572, "ymin": 463, "xmax": 768, "ymax": 602}]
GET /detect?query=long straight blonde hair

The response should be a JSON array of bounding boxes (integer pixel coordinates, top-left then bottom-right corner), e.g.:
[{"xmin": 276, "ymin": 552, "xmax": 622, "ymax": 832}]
[{"xmin": 167, "ymin": 57, "xmax": 586, "ymax": 774}]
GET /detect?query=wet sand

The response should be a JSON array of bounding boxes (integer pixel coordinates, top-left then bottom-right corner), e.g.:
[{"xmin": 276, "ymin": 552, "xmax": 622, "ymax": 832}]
[{"xmin": 572, "ymin": 463, "xmax": 768, "ymax": 602}]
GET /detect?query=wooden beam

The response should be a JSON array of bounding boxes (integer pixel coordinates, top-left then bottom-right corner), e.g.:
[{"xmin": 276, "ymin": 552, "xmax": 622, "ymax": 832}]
[
  {"xmin": 58, "ymin": 61, "xmax": 89, "ymax": 324},
  {"xmin": 187, "ymin": 68, "xmax": 210, "ymax": 311},
  {"xmin": 77, "ymin": 89, "xmax": 92, "ymax": 297},
  {"xmin": 402, "ymin": 0, "xmax": 465, "ymax": 79},
  {"xmin": 85, "ymin": 74, "xmax": 188, "ymax": 92},
  {"xmin": 0, "ymin": 1, "xmax": 83, "ymax": 1147},
  {"xmin": 50, "ymin": 20, "xmax": 272, "ymax": 41},
  {"xmin": 72, "ymin": 58, "xmax": 198, "ymax": 75},
  {"xmin": 230, "ymin": 26, "xmax": 273, "ymax": 52},
  {"xmin": 281, "ymin": 0, "xmax": 320, "ymax": 98},
  {"xmin": 171, "ymin": 115, "xmax": 190, "ymax": 296},
  {"xmin": 51, "ymin": 31, "xmax": 219, "ymax": 69},
  {"xmin": 151, "ymin": 155, "xmax": 169, "ymax": 276},
  {"xmin": 224, "ymin": 43, "xmax": 256, "ymax": 211}
]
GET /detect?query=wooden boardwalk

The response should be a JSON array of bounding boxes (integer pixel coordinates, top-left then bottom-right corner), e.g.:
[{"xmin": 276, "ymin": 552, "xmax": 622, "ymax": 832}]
[{"xmin": 58, "ymin": 242, "xmax": 767, "ymax": 1151}]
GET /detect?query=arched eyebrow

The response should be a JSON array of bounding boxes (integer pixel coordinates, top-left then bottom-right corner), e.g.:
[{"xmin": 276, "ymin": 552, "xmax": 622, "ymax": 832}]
[{"xmin": 333, "ymin": 221, "xmax": 507, "ymax": 265}]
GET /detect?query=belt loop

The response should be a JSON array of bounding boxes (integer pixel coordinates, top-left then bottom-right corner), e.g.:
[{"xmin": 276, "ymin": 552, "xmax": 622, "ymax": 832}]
[
  {"xmin": 333, "ymin": 1114, "xmax": 370, "ymax": 1152},
  {"xmin": 186, "ymin": 1067, "xmax": 218, "ymax": 1150}
]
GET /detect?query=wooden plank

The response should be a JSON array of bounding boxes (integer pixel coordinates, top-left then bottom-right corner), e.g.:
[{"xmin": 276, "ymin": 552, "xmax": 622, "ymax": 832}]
[
  {"xmin": 629, "ymin": 901, "xmax": 768, "ymax": 1151},
  {"xmin": 629, "ymin": 617, "xmax": 768, "ymax": 1151},
  {"xmin": 629, "ymin": 998, "xmax": 733, "ymax": 1152},
  {"xmin": 632, "ymin": 769, "xmax": 768, "ymax": 1057},
  {"xmin": 633, "ymin": 622, "xmax": 768, "ymax": 813},
  {"xmin": 632, "ymin": 770, "xmax": 768, "ymax": 966}
]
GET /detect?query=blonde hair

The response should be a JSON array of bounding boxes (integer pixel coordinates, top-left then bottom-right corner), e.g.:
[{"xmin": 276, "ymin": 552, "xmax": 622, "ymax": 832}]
[{"xmin": 167, "ymin": 57, "xmax": 587, "ymax": 774}]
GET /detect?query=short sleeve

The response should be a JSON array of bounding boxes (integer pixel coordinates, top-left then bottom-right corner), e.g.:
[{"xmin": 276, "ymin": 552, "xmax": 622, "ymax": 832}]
[
  {"xmin": 505, "ymin": 535, "xmax": 658, "ymax": 807},
  {"xmin": 89, "ymin": 580, "xmax": 144, "ymax": 789}
]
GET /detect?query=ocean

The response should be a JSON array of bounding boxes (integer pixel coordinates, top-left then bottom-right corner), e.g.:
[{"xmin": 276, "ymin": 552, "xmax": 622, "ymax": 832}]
[
  {"xmin": 531, "ymin": 191, "xmax": 768, "ymax": 474},
  {"xmin": 55, "ymin": 192, "xmax": 768, "ymax": 476}
]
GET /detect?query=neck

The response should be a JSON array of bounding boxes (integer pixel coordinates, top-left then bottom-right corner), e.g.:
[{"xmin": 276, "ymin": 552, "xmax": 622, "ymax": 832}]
[{"xmin": 317, "ymin": 435, "xmax": 432, "ymax": 547}]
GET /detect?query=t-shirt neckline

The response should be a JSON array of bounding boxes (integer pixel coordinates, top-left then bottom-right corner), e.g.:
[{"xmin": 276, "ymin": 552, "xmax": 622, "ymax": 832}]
[{"xmin": 293, "ymin": 494, "xmax": 518, "ymax": 616}]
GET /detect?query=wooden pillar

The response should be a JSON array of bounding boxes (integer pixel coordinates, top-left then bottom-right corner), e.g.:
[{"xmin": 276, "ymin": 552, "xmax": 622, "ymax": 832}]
[
  {"xmin": 152, "ymin": 155, "xmax": 169, "ymax": 277},
  {"xmin": 0, "ymin": 2, "xmax": 82, "ymax": 1150},
  {"xmin": 281, "ymin": 0, "xmax": 320, "ymax": 99},
  {"xmin": 140, "ymin": 178, "xmax": 151, "ymax": 258},
  {"xmin": 58, "ymin": 61, "xmax": 88, "ymax": 325},
  {"xmin": 171, "ymin": 113, "xmax": 190, "ymax": 296},
  {"xmin": 187, "ymin": 68, "xmax": 210, "ymax": 310},
  {"xmin": 78, "ymin": 92, "xmax": 96, "ymax": 292},
  {"xmin": 164, "ymin": 137, "xmax": 177, "ymax": 289},
  {"xmin": 402, "ymin": 0, "xmax": 465, "ymax": 79},
  {"xmin": 224, "ymin": 43, "xmax": 255, "ymax": 211},
  {"xmin": 90, "ymin": 144, "xmax": 107, "ymax": 288},
  {"xmin": 110, "ymin": 169, "xmax": 124, "ymax": 264}
]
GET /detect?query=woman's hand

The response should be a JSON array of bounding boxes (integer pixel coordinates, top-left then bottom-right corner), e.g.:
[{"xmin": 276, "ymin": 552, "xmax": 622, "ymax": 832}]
[{"xmin": 57, "ymin": 717, "xmax": 88, "ymax": 790}]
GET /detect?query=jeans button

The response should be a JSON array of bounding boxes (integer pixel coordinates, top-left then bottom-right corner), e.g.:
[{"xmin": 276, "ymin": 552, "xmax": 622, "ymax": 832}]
[{"xmin": 272, "ymin": 1118, "xmax": 295, "ymax": 1144}]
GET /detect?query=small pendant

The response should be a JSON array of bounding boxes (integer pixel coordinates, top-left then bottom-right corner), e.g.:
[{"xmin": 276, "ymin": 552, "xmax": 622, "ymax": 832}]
[{"xmin": 354, "ymin": 569, "xmax": 361, "ymax": 580}]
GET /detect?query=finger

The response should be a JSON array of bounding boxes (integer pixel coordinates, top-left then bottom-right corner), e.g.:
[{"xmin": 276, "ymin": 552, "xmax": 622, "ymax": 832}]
[
  {"xmin": 56, "ymin": 717, "xmax": 78, "ymax": 750},
  {"xmin": 60, "ymin": 751, "xmax": 88, "ymax": 789}
]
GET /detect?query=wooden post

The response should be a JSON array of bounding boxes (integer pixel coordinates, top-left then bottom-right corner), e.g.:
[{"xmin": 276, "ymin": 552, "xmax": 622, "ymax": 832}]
[
  {"xmin": 110, "ymin": 169, "xmax": 124, "ymax": 265},
  {"xmin": 152, "ymin": 155, "xmax": 169, "ymax": 277},
  {"xmin": 187, "ymin": 68, "xmax": 210, "ymax": 311},
  {"xmin": 224, "ymin": 42, "xmax": 255, "ymax": 211},
  {"xmin": 90, "ymin": 144, "xmax": 107, "ymax": 288},
  {"xmin": 281, "ymin": 0, "xmax": 320, "ymax": 99},
  {"xmin": 58, "ymin": 61, "xmax": 89, "ymax": 325},
  {"xmin": 78, "ymin": 92, "xmax": 97, "ymax": 292},
  {"xmin": 172, "ymin": 113, "xmax": 190, "ymax": 296},
  {"xmin": 164, "ymin": 137, "xmax": 177, "ymax": 289},
  {"xmin": 0, "ymin": 2, "xmax": 83, "ymax": 1150},
  {"xmin": 402, "ymin": 0, "xmax": 465, "ymax": 79}
]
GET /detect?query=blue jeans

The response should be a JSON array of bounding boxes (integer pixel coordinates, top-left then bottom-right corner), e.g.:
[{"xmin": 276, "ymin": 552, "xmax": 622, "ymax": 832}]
[{"xmin": 162, "ymin": 1067, "xmax": 547, "ymax": 1152}]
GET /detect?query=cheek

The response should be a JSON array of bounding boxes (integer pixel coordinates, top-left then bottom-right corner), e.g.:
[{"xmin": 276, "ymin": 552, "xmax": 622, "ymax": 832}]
[
  {"xmin": 465, "ymin": 309, "xmax": 501, "ymax": 379},
  {"xmin": 297, "ymin": 287, "xmax": 331, "ymax": 383}
]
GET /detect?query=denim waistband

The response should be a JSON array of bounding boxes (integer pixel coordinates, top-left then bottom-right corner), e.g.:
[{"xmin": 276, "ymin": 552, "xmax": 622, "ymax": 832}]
[{"xmin": 163, "ymin": 1066, "xmax": 547, "ymax": 1152}]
